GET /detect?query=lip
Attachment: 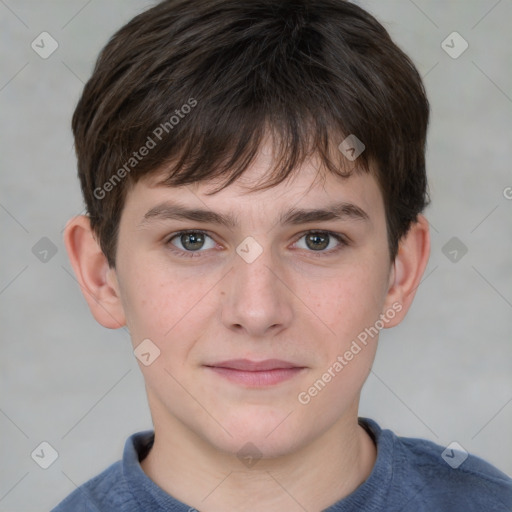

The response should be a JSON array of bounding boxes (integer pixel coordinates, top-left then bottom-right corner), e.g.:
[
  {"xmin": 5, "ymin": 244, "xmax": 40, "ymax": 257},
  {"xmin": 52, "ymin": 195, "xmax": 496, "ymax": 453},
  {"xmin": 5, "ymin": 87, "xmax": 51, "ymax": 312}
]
[
  {"xmin": 204, "ymin": 359, "xmax": 306, "ymax": 387},
  {"xmin": 207, "ymin": 359, "xmax": 301, "ymax": 371}
]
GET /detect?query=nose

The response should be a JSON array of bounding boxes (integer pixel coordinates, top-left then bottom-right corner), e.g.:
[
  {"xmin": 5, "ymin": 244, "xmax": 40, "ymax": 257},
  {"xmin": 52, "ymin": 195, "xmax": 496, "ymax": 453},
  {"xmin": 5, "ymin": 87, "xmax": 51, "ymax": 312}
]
[{"xmin": 220, "ymin": 244, "xmax": 294, "ymax": 338}]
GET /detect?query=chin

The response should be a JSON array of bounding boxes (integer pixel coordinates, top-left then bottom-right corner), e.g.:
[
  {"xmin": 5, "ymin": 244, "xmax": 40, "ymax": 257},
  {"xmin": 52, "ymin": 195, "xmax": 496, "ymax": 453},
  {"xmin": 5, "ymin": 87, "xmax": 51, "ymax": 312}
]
[{"xmin": 206, "ymin": 413, "xmax": 311, "ymax": 460}]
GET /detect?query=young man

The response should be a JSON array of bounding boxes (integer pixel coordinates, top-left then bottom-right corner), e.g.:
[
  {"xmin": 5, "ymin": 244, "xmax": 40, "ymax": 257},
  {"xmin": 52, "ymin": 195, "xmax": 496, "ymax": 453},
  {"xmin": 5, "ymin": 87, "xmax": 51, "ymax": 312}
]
[{"xmin": 54, "ymin": 0, "xmax": 512, "ymax": 510}]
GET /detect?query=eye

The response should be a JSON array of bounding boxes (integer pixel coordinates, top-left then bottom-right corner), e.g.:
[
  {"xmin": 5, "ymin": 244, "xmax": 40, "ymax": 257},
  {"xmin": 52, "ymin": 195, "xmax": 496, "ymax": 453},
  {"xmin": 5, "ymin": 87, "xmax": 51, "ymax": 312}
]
[
  {"xmin": 293, "ymin": 231, "xmax": 347, "ymax": 254},
  {"xmin": 167, "ymin": 230, "xmax": 216, "ymax": 257}
]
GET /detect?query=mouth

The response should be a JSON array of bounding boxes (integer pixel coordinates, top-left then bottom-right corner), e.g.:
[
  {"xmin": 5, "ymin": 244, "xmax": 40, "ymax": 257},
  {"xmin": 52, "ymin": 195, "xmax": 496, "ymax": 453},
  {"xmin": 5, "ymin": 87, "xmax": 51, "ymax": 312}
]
[{"xmin": 204, "ymin": 359, "xmax": 307, "ymax": 387}]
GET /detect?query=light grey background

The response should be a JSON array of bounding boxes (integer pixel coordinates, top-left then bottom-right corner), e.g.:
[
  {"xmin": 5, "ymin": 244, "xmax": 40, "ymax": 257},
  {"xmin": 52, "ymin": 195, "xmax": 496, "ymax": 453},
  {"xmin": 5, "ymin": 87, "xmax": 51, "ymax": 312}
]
[{"xmin": 1, "ymin": 1, "xmax": 511, "ymax": 511}]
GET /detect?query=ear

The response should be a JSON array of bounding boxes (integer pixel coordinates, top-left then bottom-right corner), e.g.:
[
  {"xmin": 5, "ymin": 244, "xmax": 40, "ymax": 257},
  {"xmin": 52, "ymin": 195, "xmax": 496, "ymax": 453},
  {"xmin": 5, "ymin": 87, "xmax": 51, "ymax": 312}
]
[
  {"xmin": 63, "ymin": 215, "xmax": 126, "ymax": 329},
  {"xmin": 381, "ymin": 214, "xmax": 431, "ymax": 327}
]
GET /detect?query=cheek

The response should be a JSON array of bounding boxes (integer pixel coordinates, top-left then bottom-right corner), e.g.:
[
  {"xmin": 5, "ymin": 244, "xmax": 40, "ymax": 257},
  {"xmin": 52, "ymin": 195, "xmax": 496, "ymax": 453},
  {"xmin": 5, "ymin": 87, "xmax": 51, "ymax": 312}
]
[
  {"xmin": 297, "ymin": 270, "xmax": 383, "ymax": 414},
  {"xmin": 119, "ymin": 258, "xmax": 217, "ymax": 347},
  {"xmin": 314, "ymin": 263, "xmax": 388, "ymax": 345}
]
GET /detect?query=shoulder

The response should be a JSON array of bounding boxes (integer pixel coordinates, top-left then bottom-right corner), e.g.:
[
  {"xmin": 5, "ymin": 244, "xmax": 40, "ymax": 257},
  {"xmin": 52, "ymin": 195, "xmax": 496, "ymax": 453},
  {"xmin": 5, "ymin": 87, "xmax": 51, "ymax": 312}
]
[
  {"xmin": 359, "ymin": 418, "xmax": 512, "ymax": 511},
  {"xmin": 393, "ymin": 430, "xmax": 512, "ymax": 510},
  {"xmin": 51, "ymin": 460, "xmax": 133, "ymax": 511},
  {"xmin": 51, "ymin": 430, "xmax": 155, "ymax": 512}
]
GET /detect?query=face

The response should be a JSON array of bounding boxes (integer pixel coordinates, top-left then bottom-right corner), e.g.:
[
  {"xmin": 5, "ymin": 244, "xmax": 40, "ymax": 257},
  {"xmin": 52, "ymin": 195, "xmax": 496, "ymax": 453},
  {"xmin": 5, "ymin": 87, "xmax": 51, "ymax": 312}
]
[{"xmin": 112, "ymin": 147, "xmax": 396, "ymax": 457}]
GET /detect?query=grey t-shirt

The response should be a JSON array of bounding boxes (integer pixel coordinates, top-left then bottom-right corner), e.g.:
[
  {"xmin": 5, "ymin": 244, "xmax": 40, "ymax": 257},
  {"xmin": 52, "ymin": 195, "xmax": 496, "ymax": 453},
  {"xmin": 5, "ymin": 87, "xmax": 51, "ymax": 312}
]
[{"xmin": 51, "ymin": 418, "xmax": 512, "ymax": 511}]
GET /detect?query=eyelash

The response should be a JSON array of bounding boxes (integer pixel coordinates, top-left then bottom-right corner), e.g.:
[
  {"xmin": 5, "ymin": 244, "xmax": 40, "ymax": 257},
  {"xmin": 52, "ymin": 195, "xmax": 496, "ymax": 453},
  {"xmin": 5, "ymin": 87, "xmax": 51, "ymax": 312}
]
[{"xmin": 165, "ymin": 230, "xmax": 349, "ymax": 259}]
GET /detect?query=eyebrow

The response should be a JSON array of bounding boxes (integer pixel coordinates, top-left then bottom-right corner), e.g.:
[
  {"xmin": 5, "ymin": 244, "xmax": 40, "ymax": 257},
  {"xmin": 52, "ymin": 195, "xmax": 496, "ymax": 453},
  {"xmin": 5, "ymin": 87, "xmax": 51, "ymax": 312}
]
[{"xmin": 137, "ymin": 200, "xmax": 370, "ymax": 229}]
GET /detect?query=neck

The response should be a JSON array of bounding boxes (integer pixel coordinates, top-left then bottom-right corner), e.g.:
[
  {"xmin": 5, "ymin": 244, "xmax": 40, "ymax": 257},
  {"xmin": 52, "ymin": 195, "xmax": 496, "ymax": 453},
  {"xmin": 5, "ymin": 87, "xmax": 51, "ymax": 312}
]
[{"xmin": 140, "ymin": 397, "xmax": 376, "ymax": 512}]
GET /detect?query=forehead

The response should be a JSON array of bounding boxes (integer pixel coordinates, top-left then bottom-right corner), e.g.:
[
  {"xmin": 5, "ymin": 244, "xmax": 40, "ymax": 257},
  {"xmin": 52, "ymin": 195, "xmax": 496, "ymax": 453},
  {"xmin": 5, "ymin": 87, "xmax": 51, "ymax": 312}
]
[{"xmin": 124, "ymin": 147, "xmax": 385, "ymax": 228}]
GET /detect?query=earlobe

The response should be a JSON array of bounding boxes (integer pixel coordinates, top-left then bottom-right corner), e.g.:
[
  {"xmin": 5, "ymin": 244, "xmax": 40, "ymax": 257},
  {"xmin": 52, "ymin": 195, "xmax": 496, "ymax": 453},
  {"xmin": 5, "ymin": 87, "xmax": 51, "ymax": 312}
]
[
  {"xmin": 63, "ymin": 215, "xmax": 126, "ymax": 329},
  {"xmin": 382, "ymin": 214, "xmax": 431, "ymax": 327}
]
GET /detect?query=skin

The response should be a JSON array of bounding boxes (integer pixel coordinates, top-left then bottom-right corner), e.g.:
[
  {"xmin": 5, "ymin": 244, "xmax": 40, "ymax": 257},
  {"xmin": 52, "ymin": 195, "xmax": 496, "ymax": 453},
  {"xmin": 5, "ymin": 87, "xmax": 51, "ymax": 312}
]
[{"xmin": 64, "ymin": 143, "xmax": 430, "ymax": 512}]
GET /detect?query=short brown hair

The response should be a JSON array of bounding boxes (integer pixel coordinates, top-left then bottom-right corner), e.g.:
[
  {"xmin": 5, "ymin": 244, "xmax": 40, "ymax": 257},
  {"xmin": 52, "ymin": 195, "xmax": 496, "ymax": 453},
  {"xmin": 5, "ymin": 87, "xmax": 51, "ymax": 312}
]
[{"xmin": 72, "ymin": 0, "xmax": 430, "ymax": 268}]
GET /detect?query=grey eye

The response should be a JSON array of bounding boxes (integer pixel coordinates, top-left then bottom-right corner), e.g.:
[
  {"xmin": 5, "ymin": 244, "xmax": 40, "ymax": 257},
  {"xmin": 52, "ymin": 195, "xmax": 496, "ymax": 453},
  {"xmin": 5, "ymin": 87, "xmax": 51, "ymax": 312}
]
[
  {"xmin": 170, "ymin": 232, "xmax": 215, "ymax": 251},
  {"xmin": 295, "ymin": 232, "xmax": 342, "ymax": 252}
]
